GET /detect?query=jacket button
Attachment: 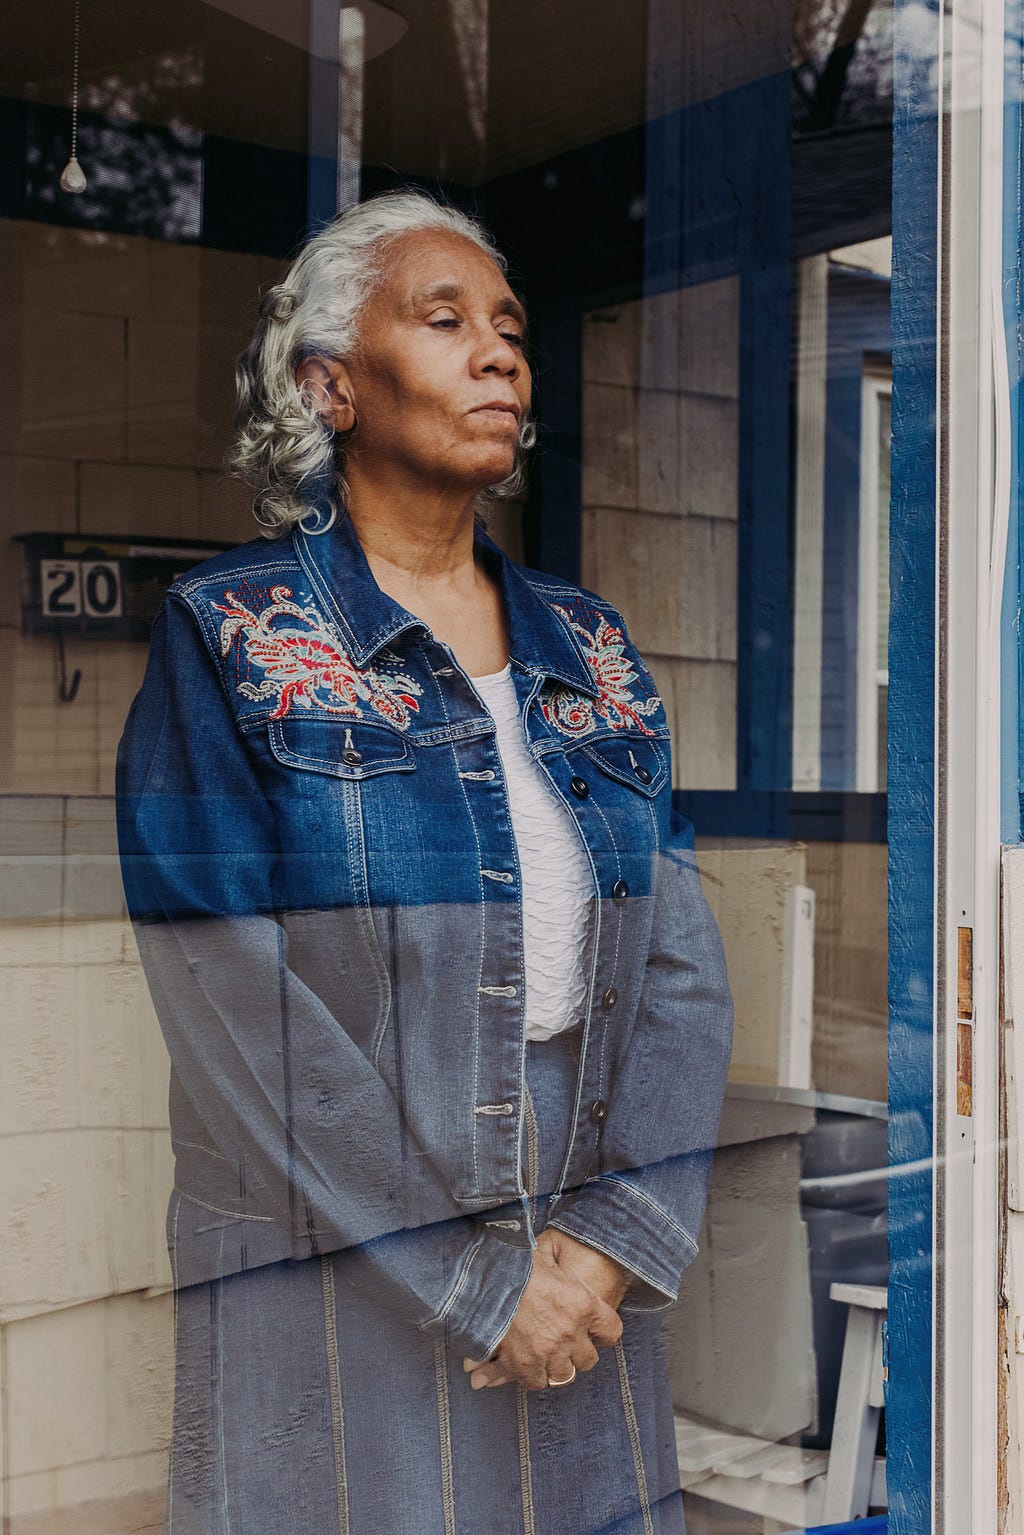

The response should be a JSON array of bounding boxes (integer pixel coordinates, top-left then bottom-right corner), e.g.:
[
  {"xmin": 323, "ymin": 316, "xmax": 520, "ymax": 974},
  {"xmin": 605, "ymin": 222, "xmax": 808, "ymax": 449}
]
[
  {"xmin": 602, "ymin": 986, "xmax": 618, "ymax": 1010},
  {"xmin": 633, "ymin": 763, "xmax": 652, "ymax": 784},
  {"xmin": 570, "ymin": 776, "xmax": 590, "ymax": 799},
  {"xmin": 589, "ymin": 1098, "xmax": 609, "ymax": 1125},
  {"xmin": 342, "ymin": 748, "xmax": 363, "ymax": 765},
  {"xmin": 612, "ymin": 880, "xmax": 629, "ymax": 903}
]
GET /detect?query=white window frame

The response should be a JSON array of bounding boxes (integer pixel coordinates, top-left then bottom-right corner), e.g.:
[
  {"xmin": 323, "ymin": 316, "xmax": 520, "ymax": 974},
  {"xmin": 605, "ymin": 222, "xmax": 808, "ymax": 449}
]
[{"xmin": 855, "ymin": 367, "xmax": 892, "ymax": 794}]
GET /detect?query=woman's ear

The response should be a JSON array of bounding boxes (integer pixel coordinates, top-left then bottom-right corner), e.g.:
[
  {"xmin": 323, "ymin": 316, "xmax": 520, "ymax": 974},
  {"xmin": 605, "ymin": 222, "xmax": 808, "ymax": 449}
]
[{"xmin": 295, "ymin": 355, "xmax": 357, "ymax": 434}]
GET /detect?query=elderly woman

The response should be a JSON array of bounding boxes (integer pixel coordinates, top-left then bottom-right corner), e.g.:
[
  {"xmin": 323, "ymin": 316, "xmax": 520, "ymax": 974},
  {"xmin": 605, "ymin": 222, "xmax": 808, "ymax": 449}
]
[{"xmin": 117, "ymin": 190, "xmax": 732, "ymax": 1535}]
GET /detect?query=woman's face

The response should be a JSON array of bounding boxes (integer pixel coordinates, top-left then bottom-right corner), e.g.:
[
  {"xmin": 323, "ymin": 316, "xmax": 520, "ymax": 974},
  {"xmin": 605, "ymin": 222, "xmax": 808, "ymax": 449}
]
[{"xmin": 342, "ymin": 228, "xmax": 532, "ymax": 494}]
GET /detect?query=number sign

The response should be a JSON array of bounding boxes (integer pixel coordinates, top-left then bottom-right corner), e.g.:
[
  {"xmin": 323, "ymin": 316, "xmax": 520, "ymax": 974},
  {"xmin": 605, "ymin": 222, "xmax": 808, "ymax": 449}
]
[{"xmin": 18, "ymin": 533, "xmax": 233, "ymax": 640}]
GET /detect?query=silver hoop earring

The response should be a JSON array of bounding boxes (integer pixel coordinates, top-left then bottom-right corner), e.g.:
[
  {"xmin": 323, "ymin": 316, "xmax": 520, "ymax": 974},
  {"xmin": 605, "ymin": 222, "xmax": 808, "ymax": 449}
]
[{"xmin": 298, "ymin": 501, "xmax": 338, "ymax": 536}]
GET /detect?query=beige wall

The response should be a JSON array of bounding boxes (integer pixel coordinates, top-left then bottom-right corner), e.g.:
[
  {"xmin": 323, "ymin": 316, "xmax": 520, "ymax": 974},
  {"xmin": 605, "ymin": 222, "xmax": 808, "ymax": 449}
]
[
  {"xmin": 581, "ymin": 280, "xmax": 887, "ymax": 1103},
  {"xmin": 581, "ymin": 281, "xmax": 739, "ymax": 791},
  {"xmin": 0, "ymin": 219, "xmax": 888, "ymax": 1527},
  {"xmin": 0, "ymin": 217, "xmax": 284, "ymax": 799},
  {"xmin": 0, "ymin": 216, "xmax": 288, "ymax": 1525},
  {"xmin": 807, "ymin": 840, "xmax": 888, "ymax": 1103}
]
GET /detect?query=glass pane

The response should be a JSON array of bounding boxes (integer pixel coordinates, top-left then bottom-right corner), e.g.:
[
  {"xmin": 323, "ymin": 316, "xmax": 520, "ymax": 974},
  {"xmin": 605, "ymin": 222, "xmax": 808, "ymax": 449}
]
[{"xmin": 2, "ymin": 1, "xmax": 898, "ymax": 1531}]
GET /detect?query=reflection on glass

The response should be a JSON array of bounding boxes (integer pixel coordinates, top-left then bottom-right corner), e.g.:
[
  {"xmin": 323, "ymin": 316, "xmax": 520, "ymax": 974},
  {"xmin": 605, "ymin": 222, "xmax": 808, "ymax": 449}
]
[{"xmin": 1, "ymin": 0, "xmax": 896, "ymax": 1530}]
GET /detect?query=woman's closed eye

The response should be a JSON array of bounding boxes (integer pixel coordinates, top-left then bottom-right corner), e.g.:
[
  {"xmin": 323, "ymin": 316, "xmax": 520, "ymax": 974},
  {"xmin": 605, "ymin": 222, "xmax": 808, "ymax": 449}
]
[{"xmin": 428, "ymin": 315, "xmax": 524, "ymax": 347}]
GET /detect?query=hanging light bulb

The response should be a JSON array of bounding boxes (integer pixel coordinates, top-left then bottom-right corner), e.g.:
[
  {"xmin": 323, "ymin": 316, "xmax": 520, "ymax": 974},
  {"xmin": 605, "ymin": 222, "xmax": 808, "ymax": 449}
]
[{"xmin": 59, "ymin": 0, "xmax": 86, "ymax": 194}]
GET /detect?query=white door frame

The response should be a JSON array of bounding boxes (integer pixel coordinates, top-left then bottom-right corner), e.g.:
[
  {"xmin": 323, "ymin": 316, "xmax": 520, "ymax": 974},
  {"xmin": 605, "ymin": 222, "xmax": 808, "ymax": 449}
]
[{"xmin": 938, "ymin": 0, "xmax": 1008, "ymax": 1527}]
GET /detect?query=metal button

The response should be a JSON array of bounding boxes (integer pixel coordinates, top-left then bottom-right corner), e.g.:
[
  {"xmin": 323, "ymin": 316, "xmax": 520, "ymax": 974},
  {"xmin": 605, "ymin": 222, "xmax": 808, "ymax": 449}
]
[
  {"xmin": 589, "ymin": 1098, "xmax": 609, "ymax": 1125},
  {"xmin": 341, "ymin": 749, "xmax": 363, "ymax": 766},
  {"xmin": 612, "ymin": 880, "xmax": 629, "ymax": 903},
  {"xmin": 633, "ymin": 763, "xmax": 652, "ymax": 784},
  {"xmin": 602, "ymin": 986, "xmax": 618, "ymax": 1010},
  {"xmin": 570, "ymin": 776, "xmax": 590, "ymax": 799}
]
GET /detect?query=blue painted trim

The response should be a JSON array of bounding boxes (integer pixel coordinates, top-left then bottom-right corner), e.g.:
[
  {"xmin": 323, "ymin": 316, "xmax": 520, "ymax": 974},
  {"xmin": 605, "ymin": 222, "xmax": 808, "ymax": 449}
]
[
  {"xmin": 677, "ymin": 789, "xmax": 887, "ymax": 843},
  {"xmin": 644, "ymin": 74, "xmax": 793, "ymax": 792},
  {"xmin": 1003, "ymin": 8, "xmax": 1024, "ymax": 845},
  {"xmin": 887, "ymin": 1, "xmax": 938, "ymax": 1526},
  {"xmin": 529, "ymin": 302, "xmax": 583, "ymax": 584},
  {"xmin": 735, "ymin": 79, "xmax": 794, "ymax": 792}
]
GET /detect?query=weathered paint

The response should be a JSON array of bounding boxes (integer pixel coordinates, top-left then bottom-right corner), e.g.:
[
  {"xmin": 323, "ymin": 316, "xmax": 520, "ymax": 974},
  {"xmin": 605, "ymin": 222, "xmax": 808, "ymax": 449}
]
[
  {"xmin": 1000, "ymin": 848, "xmax": 1024, "ymax": 1534},
  {"xmin": 887, "ymin": 0, "xmax": 939, "ymax": 1526}
]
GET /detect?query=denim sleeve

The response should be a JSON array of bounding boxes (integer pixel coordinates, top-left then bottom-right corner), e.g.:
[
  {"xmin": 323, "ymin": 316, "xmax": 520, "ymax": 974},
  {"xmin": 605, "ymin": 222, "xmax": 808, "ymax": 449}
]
[
  {"xmin": 117, "ymin": 595, "xmax": 531, "ymax": 1361},
  {"xmin": 548, "ymin": 790, "xmax": 734, "ymax": 1310}
]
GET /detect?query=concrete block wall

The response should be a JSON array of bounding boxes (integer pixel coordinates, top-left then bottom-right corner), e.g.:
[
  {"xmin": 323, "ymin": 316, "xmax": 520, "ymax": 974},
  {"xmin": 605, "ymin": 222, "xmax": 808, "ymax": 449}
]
[
  {"xmin": 0, "ymin": 216, "xmax": 284, "ymax": 799},
  {"xmin": 584, "ymin": 284, "xmax": 889, "ymax": 1104},
  {"xmin": 0, "ymin": 216, "xmax": 288, "ymax": 1526},
  {"xmin": 0, "ymin": 793, "xmax": 175, "ymax": 1523},
  {"xmin": 0, "ymin": 217, "xmax": 529, "ymax": 1528},
  {"xmin": 580, "ymin": 281, "xmax": 739, "ymax": 790}
]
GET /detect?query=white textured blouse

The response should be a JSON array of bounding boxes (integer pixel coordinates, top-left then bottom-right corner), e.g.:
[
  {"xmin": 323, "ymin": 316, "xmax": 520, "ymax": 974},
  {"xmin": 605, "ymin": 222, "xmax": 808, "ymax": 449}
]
[{"xmin": 472, "ymin": 664, "xmax": 592, "ymax": 1042}]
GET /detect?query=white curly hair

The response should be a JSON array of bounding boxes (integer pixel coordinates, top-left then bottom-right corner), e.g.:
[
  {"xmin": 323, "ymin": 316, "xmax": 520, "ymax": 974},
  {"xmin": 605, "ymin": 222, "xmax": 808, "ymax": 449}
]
[{"xmin": 227, "ymin": 190, "xmax": 536, "ymax": 536}]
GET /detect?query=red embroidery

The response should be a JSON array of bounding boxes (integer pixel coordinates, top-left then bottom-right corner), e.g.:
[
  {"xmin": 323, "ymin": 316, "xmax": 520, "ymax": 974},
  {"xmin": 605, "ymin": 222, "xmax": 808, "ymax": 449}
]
[
  {"xmin": 214, "ymin": 585, "xmax": 422, "ymax": 728},
  {"xmin": 542, "ymin": 607, "xmax": 661, "ymax": 738}
]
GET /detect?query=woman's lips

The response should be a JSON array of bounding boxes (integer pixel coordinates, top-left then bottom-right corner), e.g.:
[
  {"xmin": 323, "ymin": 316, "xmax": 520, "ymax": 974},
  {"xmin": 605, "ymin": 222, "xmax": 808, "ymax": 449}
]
[{"xmin": 470, "ymin": 404, "xmax": 520, "ymax": 426}]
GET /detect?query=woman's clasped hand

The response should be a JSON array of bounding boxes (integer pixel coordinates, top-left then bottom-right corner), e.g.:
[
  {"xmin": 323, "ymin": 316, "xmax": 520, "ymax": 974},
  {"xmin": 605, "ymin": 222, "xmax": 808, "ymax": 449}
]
[{"xmin": 462, "ymin": 1227, "xmax": 632, "ymax": 1392}]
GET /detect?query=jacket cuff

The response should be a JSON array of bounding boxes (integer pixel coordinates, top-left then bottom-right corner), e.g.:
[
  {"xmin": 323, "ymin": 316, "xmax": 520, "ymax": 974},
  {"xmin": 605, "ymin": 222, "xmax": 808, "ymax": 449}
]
[
  {"xmin": 547, "ymin": 1175, "xmax": 699, "ymax": 1312},
  {"xmin": 419, "ymin": 1228, "xmax": 535, "ymax": 1360}
]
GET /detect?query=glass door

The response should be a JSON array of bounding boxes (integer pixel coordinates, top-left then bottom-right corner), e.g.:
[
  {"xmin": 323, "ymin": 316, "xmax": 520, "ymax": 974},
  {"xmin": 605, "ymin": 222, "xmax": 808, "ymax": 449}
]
[{"xmin": 3, "ymin": 0, "xmax": 985, "ymax": 1529}]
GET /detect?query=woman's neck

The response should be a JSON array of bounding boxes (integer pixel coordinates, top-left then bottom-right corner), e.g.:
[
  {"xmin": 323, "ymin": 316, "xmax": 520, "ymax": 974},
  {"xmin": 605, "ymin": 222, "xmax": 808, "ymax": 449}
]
[{"xmin": 343, "ymin": 468, "xmax": 481, "ymax": 592}]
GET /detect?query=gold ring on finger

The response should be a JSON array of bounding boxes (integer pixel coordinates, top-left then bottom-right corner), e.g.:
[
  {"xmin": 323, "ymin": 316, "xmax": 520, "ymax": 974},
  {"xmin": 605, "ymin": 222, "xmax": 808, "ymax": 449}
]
[{"xmin": 547, "ymin": 1366, "xmax": 577, "ymax": 1387}]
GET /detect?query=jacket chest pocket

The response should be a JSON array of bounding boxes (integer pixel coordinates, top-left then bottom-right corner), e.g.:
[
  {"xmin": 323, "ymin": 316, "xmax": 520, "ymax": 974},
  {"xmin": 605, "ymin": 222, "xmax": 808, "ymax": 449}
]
[
  {"xmin": 566, "ymin": 733, "xmax": 668, "ymax": 896},
  {"xmin": 579, "ymin": 732, "xmax": 668, "ymax": 797},
  {"xmin": 265, "ymin": 715, "xmax": 419, "ymax": 908},
  {"xmin": 267, "ymin": 717, "xmax": 415, "ymax": 780}
]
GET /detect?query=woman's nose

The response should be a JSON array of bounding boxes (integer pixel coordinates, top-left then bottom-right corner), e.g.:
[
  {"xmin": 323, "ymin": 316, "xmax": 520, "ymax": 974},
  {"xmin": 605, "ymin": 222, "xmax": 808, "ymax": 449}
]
[{"xmin": 473, "ymin": 329, "xmax": 521, "ymax": 377}]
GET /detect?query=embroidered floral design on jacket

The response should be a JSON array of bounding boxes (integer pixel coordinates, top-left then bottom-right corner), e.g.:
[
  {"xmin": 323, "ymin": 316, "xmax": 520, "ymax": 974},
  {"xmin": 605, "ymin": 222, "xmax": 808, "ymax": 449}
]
[
  {"xmin": 541, "ymin": 606, "xmax": 662, "ymax": 737},
  {"xmin": 214, "ymin": 585, "xmax": 423, "ymax": 728}
]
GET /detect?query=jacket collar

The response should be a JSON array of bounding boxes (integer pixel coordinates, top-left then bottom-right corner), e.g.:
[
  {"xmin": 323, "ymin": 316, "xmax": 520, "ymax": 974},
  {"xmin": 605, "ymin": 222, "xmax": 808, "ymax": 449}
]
[{"xmin": 293, "ymin": 510, "xmax": 598, "ymax": 697}]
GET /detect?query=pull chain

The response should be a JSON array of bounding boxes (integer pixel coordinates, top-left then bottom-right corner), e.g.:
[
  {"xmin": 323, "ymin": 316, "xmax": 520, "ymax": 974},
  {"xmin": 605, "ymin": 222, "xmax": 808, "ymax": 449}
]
[{"xmin": 59, "ymin": 0, "xmax": 87, "ymax": 194}]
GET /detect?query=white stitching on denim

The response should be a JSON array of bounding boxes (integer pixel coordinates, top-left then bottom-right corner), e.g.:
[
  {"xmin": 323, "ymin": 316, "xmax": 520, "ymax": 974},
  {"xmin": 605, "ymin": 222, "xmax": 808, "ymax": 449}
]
[
  {"xmin": 459, "ymin": 769, "xmax": 496, "ymax": 780},
  {"xmin": 481, "ymin": 869, "xmax": 515, "ymax": 883},
  {"xmin": 433, "ymin": 1340, "xmax": 457, "ymax": 1535},
  {"xmin": 176, "ymin": 560, "xmax": 295, "ymax": 596},
  {"xmin": 272, "ymin": 743, "xmax": 410, "ymax": 774},
  {"xmin": 516, "ymin": 1103, "xmax": 537, "ymax": 1535},
  {"xmin": 587, "ymin": 794, "xmax": 623, "ymax": 1117},
  {"xmin": 167, "ymin": 1193, "xmax": 181, "ymax": 1535},
  {"xmin": 523, "ymin": 1084, "xmax": 540, "ymax": 1232},
  {"xmin": 516, "ymin": 1385, "xmax": 536, "ymax": 1535},
  {"xmin": 321, "ymin": 1257, "xmax": 350, "ymax": 1535},
  {"xmin": 174, "ymin": 1187, "xmax": 275, "ymax": 1221},
  {"xmin": 211, "ymin": 1280, "xmax": 233, "ymax": 1535},
  {"xmin": 171, "ymin": 1137, "xmax": 230, "ymax": 1162},
  {"xmin": 433, "ymin": 661, "xmax": 488, "ymax": 1190},
  {"xmin": 615, "ymin": 1341, "xmax": 654, "ymax": 1535},
  {"xmin": 600, "ymin": 1176, "xmax": 700, "ymax": 1250},
  {"xmin": 419, "ymin": 1234, "xmax": 485, "ymax": 1330},
  {"xmin": 549, "ymin": 778, "xmax": 601, "ymax": 1198},
  {"xmin": 474, "ymin": 1102, "xmax": 515, "ymax": 1115},
  {"xmin": 479, "ymin": 984, "xmax": 518, "ymax": 997},
  {"xmin": 342, "ymin": 778, "xmax": 392, "ymax": 1070},
  {"xmin": 485, "ymin": 1218, "xmax": 522, "ymax": 1230}
]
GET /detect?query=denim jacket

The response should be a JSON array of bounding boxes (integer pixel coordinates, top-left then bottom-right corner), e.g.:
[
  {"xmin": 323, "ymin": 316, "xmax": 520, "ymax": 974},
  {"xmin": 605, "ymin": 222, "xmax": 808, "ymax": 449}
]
[{"xmin": 116, "ymin": 512, "xmax": 733, "ymax": 1364}]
